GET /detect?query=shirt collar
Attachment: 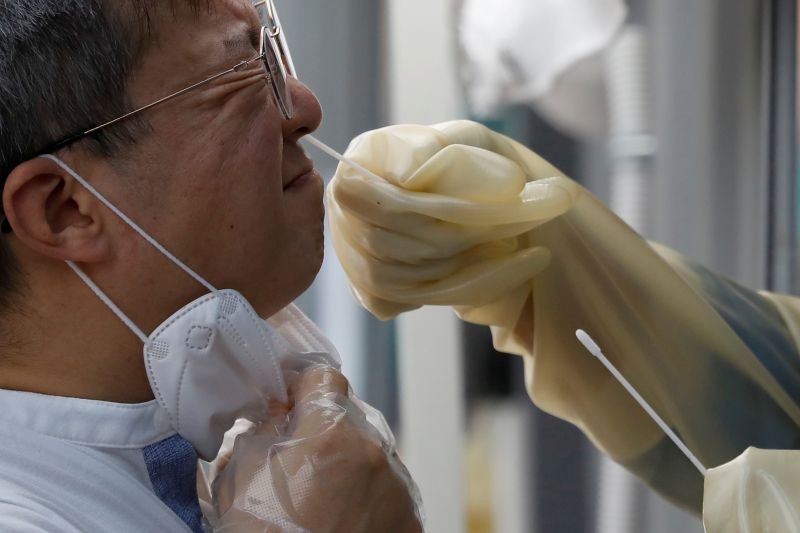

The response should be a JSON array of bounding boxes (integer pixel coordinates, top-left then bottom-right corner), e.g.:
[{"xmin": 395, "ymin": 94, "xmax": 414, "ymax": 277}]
[{"xmin": 0, "ymin": 388, "xmax": 175, "ymax": 448}]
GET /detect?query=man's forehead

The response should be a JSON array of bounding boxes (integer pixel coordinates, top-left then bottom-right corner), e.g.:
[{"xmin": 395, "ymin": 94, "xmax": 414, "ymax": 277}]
[
  {"xmin": 160, "ymin": 0, "xmax": 261, "ymax": 58},
  {"xmin": 209, "ymin": 1, "xmax": 261, "ymax": 53},
  {"xmin": 218, "ymin": 0, "xmax": 262, "ymax": 29}
]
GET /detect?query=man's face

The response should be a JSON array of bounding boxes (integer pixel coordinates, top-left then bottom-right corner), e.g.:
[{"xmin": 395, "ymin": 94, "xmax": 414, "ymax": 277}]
[{"xmin": 90, "ymin": 1, "xmax": 325, "ymax": 321}]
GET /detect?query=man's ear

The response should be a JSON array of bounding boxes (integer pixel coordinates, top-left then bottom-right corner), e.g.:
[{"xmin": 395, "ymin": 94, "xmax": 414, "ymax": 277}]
[{"xmin": 2, "ymin": 156, "xmax": 112, "ymax": 263}]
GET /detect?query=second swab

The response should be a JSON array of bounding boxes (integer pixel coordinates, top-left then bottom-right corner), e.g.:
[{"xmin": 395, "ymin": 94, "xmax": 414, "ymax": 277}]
[{"xmin": 575, "ymin": 329, "xmax": 707, "ymax": 477}]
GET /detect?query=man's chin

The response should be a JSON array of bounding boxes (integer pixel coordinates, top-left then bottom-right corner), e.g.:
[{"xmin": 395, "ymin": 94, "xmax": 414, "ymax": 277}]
[
  {"xmin": 301, "ymin": 247, "xmax": 325, "ymax": 294},
  {"xmin": 254, "ymin": 259, "xmax": 324, "ymax": 320}
]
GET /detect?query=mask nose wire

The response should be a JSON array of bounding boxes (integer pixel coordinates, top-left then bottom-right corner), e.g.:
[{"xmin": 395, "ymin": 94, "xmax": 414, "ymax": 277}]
[{"xmin": 41, "ymin": 154, "xmax": 219, "ymax": 342}]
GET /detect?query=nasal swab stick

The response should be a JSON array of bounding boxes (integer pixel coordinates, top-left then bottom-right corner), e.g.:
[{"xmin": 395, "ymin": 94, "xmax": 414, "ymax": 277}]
[
  {"xmin": 575, "ymin": 330, "xmax": 707, "ymax": 477},
  {"xmin": 305, "ymin": 135, "xmax": 385, "ymax": 182}
]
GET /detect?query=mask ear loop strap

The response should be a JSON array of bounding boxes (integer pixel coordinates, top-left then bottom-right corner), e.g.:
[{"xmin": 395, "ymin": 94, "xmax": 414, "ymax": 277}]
[
  {"xmin": 66, "ymin": 260, "xmax": 149, "ymax": 344},
  {"xmin": 41, "ymin": 154, "xmax": 218, "ymax": 295}
]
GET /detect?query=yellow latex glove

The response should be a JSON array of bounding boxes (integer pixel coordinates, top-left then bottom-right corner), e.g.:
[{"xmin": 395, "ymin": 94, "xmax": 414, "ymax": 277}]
[
  {"xmin": 328, "ymin": 120, "xmax": 800, "ymax": 512},
  {"xmin": 704, "ymin": 448, "xmax": 800, "ymax": 532},
  {"xmin": 328, "ymin": 121, "xmax": 578, "ymax": 319}
]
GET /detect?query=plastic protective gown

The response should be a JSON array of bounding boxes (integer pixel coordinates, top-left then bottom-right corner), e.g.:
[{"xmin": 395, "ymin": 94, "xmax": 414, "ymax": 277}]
[{"xmin": 326, "ymin": 120, "xmax": 800, "ymax": 527}]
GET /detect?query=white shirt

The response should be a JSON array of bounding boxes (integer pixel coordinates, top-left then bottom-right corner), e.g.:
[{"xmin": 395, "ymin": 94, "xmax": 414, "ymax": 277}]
[{"xmin": 0, "ymin": 388, "xmax": 203, "ymax": 532}]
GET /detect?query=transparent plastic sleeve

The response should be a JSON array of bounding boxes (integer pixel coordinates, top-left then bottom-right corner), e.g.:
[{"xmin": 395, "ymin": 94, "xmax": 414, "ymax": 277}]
[{"xmin": 201, "ymin": 363, "xmax": 424, "ymax": 533}]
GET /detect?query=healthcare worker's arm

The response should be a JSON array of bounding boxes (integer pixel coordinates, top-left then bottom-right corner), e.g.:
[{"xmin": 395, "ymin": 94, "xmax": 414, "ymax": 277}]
[{"xmin": 326, "ymin": 120, "xmax": 800, "ymax": 513}]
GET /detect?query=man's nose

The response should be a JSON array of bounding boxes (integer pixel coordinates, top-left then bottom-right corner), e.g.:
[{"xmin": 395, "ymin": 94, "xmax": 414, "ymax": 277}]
[{"xmin": 282, "ymin": 78, "xmax": 323, "ymax": 142}]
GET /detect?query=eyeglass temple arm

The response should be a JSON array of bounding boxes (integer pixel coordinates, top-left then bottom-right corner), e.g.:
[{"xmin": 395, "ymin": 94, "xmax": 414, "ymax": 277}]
[{"xmin": 54, "ymin": 56, "xmax": 265, "ymax": 150}]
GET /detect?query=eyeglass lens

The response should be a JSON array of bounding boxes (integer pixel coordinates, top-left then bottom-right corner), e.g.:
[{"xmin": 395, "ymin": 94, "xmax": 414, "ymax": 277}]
[
  {"xmin": 263, "ymin": 27, "xmax": 294, "ymax": 119},
  {"xmin": 255, "ymin": 0, "xmax": 295, "ymax": 119}
]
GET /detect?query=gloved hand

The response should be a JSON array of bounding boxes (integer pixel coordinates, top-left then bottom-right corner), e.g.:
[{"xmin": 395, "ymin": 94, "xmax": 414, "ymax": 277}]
[
  {"xmin": 203, "ymin": 365, "xmax": 424, "ymax": 532},
  {"xmin": 328, "ymin": 120, "xmax": 579, "ymax": 325},
  {"xmin": 328, "ymin": 120, "xmax": 800, "ymax": 513},
  {"xmin": 703, "ymin": 447, "xmax": 800, "ymax": 532}
]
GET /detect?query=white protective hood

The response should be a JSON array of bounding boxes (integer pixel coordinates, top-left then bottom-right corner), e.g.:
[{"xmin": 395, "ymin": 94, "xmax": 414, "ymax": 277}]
[{"xmin": 460, "ymin": 0, "xmax": 628, "ymax": 137}]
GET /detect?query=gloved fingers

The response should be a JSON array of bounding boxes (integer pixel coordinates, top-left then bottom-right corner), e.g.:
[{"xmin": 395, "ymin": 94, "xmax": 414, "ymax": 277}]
[
  {"xmin": 334, "ymin": 217, "xmax": 545, "ymax": 300},
  {"xmin": 234, "ymin": 432, "xmax": 420, "ymax": 533},
  {"xmin": 430, "ymin": 120, "xmax": 509, "ymax": 153},
  {"xmin": 350, "ymin": 285, "xmax": 421, "ymax": 321},
  {"xmin": 343, "ymin": 123, "xmax": 450, "ymax": 187},
  {"xmin": 293, "ymin": 365, "xmax": 349, "ymax": 399},
  {"xmin": 332, "ymin": 170, "xmax": 575, "ymax": 226},
  {"xmin": 349, "ymin": 394, "xmax": 400, "ymax": 454},
  {"xmin": 345, "ymin": 121, "xmax": 522, "ymax": 185},
  {"xmin": 208, "ymin": 362, "xmax": 424, "ymax": 531},
  {"xmin": 335, "ymin": 219, "xmax": 445, "ymax": 264},
  {"xmin": 266, "ymin": 410, "xmax": 421, "ymax": 532},
  {"xmin": 333, "ymin": 227, "xmax": 490, "ymax": 288},
  {"xmin": 328, "ymin": 180, "xmax": 433, "ymax": 234},
  {"xmin": 243, "ymin": 400, "xmax": 295, "ymax": 444},
  {"xmin": 431, "ymin": 120, "xmax": 570, "ymax": 182},
  {"xmin": 279, "ymin": 353, "xmax": 345, "ymax": 399},
  {"xmin": 395, "ymin": 144, "xmax": 527, "ymax": 201},
  {"xmin": 290, "ymin": 366, "xmax": 354, "ymax": 439},
  {"xmin": 329, "ymin": 204, "xmax": 442, "ymax": 261},
  {"xmin": 353, "ymin": 246, "xmax": 550, "ymax": 308},
  {"xmin": 207, "ymin": 419, "xmax": 259, "ymax": 491},
  {"xmin": 346, "ymin": 120, "xmax": 569, "ymax": 184},
  {"xmin": 208, "ymin": 402, "xmax": 294, "ymax": 490},
  {"xmin": 331, "ymin": 200, "xmax": 542, "ymax": 262}
]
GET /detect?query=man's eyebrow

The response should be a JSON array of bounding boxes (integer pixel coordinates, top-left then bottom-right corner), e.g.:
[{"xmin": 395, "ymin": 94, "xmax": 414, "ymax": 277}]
[{"xmin": 222, "ymin": 26, "xmax": 261, "ymax": 56}]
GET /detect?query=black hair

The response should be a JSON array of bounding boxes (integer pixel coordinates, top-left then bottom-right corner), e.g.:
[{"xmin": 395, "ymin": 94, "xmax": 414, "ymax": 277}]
[{"xmin": 0, "ymin": 0, "xmax": 208, "ymax": 308}]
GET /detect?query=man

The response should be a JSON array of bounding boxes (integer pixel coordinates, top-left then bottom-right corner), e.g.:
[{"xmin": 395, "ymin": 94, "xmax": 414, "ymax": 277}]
[{"xmin": 0, "ymin": 1, "xmax": 421, "ymax": 531}]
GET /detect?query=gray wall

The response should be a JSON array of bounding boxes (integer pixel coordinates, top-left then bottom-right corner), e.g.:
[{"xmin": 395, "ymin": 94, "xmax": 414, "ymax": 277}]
[
  {"xmin": 278, "ymin": 0, "xmax": 399, "ymax": 421},
  {"xmin": 650, "ymin": 0, "xmax": 770, "ymax": 287}
]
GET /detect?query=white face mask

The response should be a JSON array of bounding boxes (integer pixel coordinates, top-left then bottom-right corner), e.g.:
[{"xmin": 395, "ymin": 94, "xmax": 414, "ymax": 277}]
[{"xmin": 43, "ymin": 154, "xmax": 340, "ymax": 461}]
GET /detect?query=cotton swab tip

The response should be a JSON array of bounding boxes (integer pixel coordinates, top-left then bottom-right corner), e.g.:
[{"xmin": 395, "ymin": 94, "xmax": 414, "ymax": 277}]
[{"xmin": 576, "ymin": 329, "xmax": 602, "ymax": 358}]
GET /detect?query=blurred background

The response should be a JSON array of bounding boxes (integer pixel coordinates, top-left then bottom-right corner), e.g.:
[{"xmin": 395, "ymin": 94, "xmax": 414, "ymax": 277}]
[{"xmin": 279, "ymin": 0, "xmax": 799, "ymax": 531}]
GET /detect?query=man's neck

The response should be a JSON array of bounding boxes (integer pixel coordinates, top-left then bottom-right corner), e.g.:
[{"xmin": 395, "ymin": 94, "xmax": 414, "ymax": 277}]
[{"xmin": 0, "ymin": 281, "xmax": 155, "ymax": 404}]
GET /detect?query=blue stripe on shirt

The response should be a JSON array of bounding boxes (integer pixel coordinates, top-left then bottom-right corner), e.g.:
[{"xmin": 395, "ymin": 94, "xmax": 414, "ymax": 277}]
[{"xmin": 142, "ymin": 434, "xmax": 203, "ymax": 532}]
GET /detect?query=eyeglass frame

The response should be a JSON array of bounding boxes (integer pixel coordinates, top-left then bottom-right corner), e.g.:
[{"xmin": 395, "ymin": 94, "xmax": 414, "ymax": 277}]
[{"xmin": 38, "ymin": 0, "xmax": 296, "ymax": 157}]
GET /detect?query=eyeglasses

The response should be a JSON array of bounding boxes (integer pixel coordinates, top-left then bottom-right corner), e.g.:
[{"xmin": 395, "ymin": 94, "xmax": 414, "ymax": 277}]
[{"xmin": 42, "ymin": 0, "xmax": 296, "ymax": 155}]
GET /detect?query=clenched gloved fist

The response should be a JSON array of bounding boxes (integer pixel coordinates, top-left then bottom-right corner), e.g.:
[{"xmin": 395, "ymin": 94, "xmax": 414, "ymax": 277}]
[{"xmin": 328, "ymin": 120, "xmax": 579, "ymax": 329}]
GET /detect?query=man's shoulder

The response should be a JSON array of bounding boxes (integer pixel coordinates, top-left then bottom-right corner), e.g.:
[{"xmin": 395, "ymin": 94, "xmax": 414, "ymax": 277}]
[
  {"xmin": 0, "ymin": 429, "xmax": 81, "ymax": 532},
  {"xmin": 0, "ymin": 426, "xmax": 87, "ymax": 505},
  {"xmin": 0, "ymin": 425, "xmax": 194, "ymax": 532},
  {"xmin": 0, "ymin": 423, "xmax": 125, "ymax": 500},
  {"xmin": 0, "ymin": 502, "xmax": 75, "ymax": 533}
]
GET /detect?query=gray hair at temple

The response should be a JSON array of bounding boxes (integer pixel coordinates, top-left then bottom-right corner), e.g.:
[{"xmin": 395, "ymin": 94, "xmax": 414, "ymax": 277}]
[{"xmin": 0, "ymin": 0, "xmax": 207, "ymax": 312}]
